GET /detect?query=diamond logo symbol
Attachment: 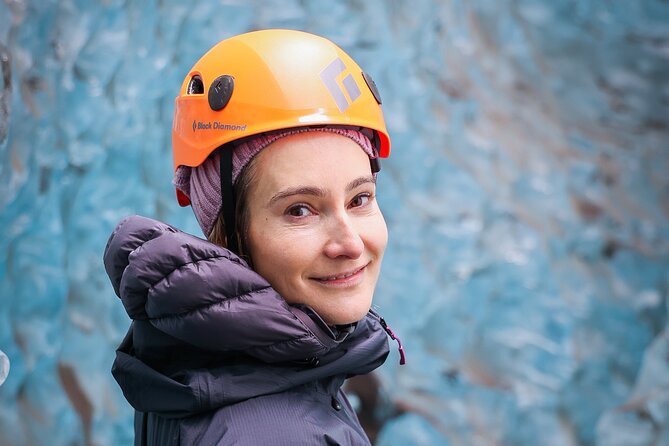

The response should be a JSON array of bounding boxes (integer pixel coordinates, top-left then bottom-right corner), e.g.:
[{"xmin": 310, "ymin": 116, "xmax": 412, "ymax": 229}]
[{"xmin": 320, "ymin": 57, "xmax": 362, "ymax": 112}]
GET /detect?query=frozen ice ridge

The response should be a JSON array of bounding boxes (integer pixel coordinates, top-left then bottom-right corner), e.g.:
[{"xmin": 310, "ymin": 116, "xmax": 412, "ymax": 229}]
[{"xmin": 0, "ymin": 350, "xmax": 8, "ymax": 387}]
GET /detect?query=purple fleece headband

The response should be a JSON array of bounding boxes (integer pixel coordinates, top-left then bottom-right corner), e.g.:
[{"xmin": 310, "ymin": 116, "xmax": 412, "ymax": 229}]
[{"xmin": 173, "ymin": 127, "xmax": 377, "ymax": 237}]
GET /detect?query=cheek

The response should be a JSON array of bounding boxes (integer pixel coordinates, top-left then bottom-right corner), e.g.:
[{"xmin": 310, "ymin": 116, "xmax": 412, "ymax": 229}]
[
  {"xmin": 247, "ymin": 223, "xmax": 309, "ymax": 285},
  {"xmin": 367, "ymin": 211, "xmax": 388, "ymax": 258}
]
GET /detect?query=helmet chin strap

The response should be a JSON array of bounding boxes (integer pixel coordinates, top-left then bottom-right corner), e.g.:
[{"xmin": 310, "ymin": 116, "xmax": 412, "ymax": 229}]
[
  {"xmin": 370, "ymin": 131, "xmax": 381, "ymax": 173},
  {"xmin": 219, "ymin": 144, "xmax": 239, "ymax": 254}
]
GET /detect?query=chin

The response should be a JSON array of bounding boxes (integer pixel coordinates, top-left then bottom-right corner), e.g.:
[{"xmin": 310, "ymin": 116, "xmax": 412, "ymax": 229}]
[{"xmin": 321, "ymin": 302, "xmax": 372, "ymax": 326}]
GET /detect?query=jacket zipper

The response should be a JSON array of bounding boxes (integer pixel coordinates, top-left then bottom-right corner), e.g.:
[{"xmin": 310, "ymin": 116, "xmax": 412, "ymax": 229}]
[{"xmin": 376, "ymin": 314, "xmax": 406, "ymax": 365}]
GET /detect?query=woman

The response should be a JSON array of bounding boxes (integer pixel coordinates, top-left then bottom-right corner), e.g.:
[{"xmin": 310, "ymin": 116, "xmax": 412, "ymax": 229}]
[{"xmin": 104, "ymin": 29, "xmax": 404, "ymax": 445}]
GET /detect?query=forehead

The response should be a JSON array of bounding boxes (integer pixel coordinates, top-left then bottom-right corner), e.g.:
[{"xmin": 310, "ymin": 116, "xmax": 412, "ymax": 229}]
[{"xmin": 250, "ymin": 132, "xmax": 372, "ymax": 190}]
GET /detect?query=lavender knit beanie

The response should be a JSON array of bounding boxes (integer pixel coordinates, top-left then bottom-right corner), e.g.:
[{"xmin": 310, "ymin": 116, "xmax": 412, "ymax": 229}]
[{"xmin": 173, "ymin": 127, "xmax": 377, "ymax": 237}]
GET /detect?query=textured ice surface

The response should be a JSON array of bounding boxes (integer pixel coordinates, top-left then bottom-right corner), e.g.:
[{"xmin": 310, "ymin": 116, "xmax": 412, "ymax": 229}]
[
  {"xmin": 376, "ymin": 413, "xmax": 451, "ymax": 446},
  {"xmin": 1, "ymin": 1, "xmax": 668, "ymax": 445},
  {"xmin": 0, "ymin": 350, "xmax": 8, "ymax": 387}
]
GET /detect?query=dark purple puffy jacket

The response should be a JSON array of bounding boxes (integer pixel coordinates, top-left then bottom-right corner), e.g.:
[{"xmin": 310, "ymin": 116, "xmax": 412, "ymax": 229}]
[{"xmin": 103, "ymin": 215, "xmax": 391, "ymax": 445}]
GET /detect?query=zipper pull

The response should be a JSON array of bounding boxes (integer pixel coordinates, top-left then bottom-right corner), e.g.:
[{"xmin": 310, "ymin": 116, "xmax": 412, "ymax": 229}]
[{"xmin": 379, "ymin": 317, "xmax": 406, "ymax": 365}]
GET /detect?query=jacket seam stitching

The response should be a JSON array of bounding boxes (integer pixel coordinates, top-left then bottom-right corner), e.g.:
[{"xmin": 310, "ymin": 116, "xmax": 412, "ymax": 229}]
[
  {"xmin": 147, "ymin": 283, "xmax": 273, "ymax": 319},
  {"xmin": 147, "ymin": 289, "xmax": 324, "ymax": 352}
]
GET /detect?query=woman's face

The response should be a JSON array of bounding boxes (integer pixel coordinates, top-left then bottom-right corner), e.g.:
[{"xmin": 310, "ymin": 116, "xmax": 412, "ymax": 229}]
[{"xmin": 245, "ymin": 131, "xmax": 388, "ymax": 325}]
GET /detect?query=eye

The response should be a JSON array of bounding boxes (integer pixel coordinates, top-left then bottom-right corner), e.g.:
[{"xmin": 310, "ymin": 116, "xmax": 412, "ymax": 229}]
[
  {"xmin": 350, "ymin": 193, "xmax": 371, "ymax": 208},
  {"xmin": 286, "ymin": 204, "xmax": 313, "ymax": 217}
]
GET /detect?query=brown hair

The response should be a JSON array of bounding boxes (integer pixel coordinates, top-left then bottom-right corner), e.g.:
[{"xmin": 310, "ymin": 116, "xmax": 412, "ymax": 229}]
[{"xmin": 207, "ymin": 155, "xmax": 259, "ymax": 265}]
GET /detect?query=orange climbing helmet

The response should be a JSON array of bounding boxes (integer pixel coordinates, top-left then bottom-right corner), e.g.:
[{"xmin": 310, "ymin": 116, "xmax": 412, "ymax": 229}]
[{"xmin": 172, "ymin": 29, "xmax": 391, "ymax": 206}]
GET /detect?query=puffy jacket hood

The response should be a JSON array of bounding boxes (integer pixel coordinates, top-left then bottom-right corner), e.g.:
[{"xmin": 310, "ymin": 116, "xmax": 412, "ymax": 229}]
[{"xmin": 104, "ymin": 215, "xmax": 389, "ymax": 418}]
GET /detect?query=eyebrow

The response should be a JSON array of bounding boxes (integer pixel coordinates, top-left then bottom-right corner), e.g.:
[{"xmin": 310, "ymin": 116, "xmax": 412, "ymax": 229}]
[{"xmin": 268, "ymin": 175, "xmax": 376, "ymax": 207}]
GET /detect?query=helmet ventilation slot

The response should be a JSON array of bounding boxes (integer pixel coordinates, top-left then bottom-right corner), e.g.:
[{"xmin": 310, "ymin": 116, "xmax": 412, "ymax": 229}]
[{"xmin": 187, "ymin": 75, "xmax": 204, "ymax": 94}]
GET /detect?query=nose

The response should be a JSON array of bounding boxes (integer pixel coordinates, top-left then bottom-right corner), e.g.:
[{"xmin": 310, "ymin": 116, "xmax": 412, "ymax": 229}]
[{"xmin": 323, "ymin": 213, "xmax": 364, "ymax": 259}]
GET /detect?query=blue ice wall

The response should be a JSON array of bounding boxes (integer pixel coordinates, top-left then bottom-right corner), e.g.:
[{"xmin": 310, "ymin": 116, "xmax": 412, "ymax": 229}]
[{"xmin": 1, "ymin": 1, "xmax": 668, "ymax": 445}]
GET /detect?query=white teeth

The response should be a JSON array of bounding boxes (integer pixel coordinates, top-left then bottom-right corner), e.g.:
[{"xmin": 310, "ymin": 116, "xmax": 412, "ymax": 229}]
[
  {"xmin": 321, "ymin": 268, "xmax": 361, "ymax": 281},
  {"xmin": 328, "ymin": 272, "xmax": 353, "ymax": 280}
]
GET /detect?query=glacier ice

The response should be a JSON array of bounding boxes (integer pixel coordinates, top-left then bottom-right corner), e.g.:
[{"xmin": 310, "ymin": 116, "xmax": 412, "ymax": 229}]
[{"xmin": 1, "ymin": 1, "xmax": 668, "ymax": 445}]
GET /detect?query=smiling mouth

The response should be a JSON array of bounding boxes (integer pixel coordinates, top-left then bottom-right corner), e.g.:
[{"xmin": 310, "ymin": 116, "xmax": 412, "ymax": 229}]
[{"xmin": 312, "ymin": 263, "xmax": 369, "ymax": 284}]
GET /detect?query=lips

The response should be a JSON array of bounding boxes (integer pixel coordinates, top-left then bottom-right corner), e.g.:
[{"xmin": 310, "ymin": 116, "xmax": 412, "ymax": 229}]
[{"xmin": 312, "ymin": 263, "xmax": 368, "ymax": 282}]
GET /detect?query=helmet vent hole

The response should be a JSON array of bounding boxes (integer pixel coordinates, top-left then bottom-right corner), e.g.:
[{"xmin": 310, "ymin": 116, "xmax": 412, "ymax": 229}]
[{"xmin": 187, "ymin": 75, "xmax": 204, "ymax": 94}]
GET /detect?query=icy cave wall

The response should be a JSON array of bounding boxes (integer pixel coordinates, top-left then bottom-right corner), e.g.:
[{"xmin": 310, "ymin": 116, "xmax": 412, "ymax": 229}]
[{"xmin": 1, "ymin": 1, "xmax": 668, "ymax": 445}]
